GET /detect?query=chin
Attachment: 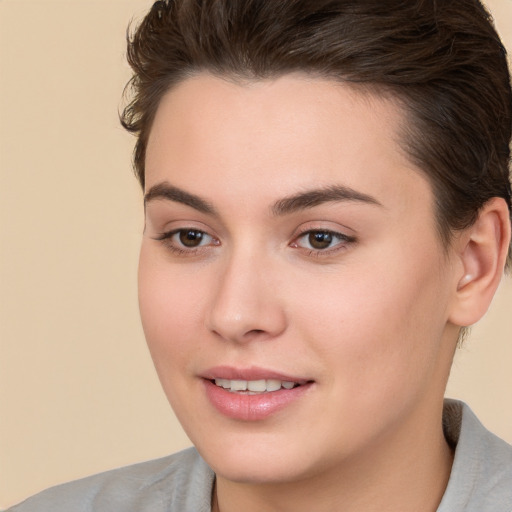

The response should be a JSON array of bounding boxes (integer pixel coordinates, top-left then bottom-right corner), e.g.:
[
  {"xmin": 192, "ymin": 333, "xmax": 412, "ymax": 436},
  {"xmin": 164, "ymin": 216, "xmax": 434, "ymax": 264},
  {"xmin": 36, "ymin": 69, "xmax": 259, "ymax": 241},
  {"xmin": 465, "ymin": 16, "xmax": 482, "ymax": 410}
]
[
  {"xmin": 194, "ymin": 429, "xmax": 325, "ymax": 484},
  {"xmin": 211, "ymin": 456, "xmax": 310, "ymax": 485}
]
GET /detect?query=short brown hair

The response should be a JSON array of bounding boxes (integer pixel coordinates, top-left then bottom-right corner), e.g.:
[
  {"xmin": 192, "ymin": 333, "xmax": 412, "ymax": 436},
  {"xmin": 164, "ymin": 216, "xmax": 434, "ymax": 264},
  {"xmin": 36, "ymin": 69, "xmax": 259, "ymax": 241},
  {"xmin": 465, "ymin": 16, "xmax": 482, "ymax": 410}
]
[{"xmin": 121, "ymin": 0, "xmax": 512, "ymax": 266}]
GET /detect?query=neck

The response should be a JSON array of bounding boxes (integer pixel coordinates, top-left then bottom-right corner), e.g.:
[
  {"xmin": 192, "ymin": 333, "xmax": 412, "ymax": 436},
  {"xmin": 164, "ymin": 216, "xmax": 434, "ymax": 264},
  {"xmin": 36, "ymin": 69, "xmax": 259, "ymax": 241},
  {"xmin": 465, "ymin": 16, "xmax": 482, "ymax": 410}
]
[{"xmin": 212, "ymin": 403, "xmax": 453, "ymax": 512}]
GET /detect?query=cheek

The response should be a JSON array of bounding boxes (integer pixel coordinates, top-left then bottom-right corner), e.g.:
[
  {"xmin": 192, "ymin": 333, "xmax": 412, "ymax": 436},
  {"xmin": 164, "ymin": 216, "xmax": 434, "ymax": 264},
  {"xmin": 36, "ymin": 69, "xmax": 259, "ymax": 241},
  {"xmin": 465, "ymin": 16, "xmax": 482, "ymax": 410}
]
[
  {"xmin": 289, "ymin": 250, "xmax": 450, "ymax": 392},
  {"xmin": 138, "ymin": 244, "xmax": 206, "ymax": 368}
]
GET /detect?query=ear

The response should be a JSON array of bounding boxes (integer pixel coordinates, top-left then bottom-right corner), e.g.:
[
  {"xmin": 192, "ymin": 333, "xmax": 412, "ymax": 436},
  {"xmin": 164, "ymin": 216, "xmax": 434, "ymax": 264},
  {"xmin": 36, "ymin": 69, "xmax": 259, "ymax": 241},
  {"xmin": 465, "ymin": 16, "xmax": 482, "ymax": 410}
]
[{"xmin": 448, "ymin": 197, "xmax": 511, "ymax": 327}]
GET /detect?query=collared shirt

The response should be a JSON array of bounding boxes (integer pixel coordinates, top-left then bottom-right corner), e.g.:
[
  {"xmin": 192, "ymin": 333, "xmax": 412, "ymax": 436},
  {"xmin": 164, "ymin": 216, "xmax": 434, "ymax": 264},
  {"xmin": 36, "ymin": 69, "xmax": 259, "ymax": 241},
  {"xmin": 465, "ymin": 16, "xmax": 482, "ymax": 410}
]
[
  {"xmin": 7, "ymin": 400, "xmax": 512, "ymax": 511},
  {"xmin": 438, "ymin": 400, "xmax": 512, "ymax": 511}
]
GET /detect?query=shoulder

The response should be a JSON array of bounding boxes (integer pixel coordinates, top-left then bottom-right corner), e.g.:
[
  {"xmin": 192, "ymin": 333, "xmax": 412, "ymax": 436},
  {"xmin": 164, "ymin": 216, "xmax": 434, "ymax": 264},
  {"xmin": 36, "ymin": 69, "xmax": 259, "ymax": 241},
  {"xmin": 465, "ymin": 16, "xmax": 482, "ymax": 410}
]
[
  {"xmin": 7, "ymin": 447, "xmax": 214, "ymax": 512},
  {"xmin": 438, "ymin": 399, "xmax": 512, "ymax": 512}
]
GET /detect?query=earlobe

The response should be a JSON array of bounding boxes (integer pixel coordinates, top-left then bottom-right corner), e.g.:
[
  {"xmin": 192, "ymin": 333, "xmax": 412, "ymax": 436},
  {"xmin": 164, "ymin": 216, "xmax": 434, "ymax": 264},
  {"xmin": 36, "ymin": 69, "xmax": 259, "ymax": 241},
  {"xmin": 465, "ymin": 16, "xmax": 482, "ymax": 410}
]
[{"xmin": 449, "ymin": 197, "xmax": 511, "ymax": 327}]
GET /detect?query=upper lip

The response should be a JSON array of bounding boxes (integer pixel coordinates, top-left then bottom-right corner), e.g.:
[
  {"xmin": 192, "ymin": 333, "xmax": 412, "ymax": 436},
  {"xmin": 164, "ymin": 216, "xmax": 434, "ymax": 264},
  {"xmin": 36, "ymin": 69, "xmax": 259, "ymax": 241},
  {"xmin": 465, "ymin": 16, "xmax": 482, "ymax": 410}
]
[{"xmin": 200, "ymin": 365, "xmax": 311, "ymax": 384}]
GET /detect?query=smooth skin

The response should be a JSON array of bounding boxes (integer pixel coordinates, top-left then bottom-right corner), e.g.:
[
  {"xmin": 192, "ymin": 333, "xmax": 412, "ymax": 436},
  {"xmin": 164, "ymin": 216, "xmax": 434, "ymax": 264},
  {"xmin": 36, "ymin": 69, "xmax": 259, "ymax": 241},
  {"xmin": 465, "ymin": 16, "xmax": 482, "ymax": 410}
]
[{"xmin": 138, "ymin": 74, "xmax": 510, "ymax": 512}]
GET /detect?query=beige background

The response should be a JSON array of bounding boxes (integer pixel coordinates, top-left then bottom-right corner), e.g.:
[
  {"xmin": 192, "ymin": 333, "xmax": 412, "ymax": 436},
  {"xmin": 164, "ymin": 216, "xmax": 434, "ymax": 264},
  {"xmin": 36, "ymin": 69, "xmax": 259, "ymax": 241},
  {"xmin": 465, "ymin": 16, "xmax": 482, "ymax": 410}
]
[{"xmin": 0, "ymin": 0, "xmax": 511, "ymax": 508}]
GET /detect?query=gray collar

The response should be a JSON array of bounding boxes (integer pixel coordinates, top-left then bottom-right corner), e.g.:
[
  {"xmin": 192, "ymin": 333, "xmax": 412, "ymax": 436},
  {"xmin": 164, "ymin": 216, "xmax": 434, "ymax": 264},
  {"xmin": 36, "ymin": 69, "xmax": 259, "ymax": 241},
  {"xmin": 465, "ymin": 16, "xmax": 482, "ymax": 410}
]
[{"xmin": 437, "ymin": 399, "xmax": 512, "ymax": 512}]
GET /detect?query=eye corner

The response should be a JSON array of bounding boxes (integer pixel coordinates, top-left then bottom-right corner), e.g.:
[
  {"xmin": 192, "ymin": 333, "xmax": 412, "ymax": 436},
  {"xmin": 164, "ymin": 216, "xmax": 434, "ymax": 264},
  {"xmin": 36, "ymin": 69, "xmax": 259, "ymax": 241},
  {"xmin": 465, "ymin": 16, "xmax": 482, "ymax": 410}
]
[
  {"xmin": 290, "ymin": 227, "xmax": 356, "ymax": 257},
  {"xmin": 152, "ymin": 226, "xmax": 220, "ymax": 258}
]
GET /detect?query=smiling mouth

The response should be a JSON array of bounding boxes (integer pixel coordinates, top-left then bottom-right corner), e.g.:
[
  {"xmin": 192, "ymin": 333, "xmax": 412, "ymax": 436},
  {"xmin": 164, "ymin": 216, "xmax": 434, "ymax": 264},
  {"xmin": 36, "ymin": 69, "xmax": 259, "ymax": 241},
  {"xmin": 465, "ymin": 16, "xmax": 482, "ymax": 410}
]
[
  {"xmin": 212, "ymin": 378, "xmax": 303, "ymax": 394},
  {"xmin": 204, "ymin": 374, "xmax": 314, "ymax": 420}
]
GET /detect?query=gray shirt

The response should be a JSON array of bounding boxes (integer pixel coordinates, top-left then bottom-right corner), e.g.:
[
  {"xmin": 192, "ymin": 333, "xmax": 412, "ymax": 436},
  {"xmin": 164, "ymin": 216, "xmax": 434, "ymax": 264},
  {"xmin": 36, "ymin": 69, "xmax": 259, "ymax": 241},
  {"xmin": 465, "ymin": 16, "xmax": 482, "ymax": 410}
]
[{"xmin": 7, "ymin": 400, "xmax": 512, "ymax": 511}]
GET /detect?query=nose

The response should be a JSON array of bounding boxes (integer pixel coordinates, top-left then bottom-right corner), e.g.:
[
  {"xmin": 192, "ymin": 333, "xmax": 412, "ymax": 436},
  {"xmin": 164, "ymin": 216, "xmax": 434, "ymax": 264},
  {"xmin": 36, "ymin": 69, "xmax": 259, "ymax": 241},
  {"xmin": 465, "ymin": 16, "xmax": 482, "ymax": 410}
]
[{"xmin": 205, "ymin": 248, "xmax": 287, "ymax": 344}]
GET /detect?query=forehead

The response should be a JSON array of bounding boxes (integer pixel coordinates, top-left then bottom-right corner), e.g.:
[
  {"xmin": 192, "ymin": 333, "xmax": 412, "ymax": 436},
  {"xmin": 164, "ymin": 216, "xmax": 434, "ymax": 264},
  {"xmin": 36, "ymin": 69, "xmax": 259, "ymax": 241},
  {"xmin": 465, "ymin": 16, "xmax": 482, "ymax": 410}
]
[{"xmin": 145, "ymin": 73, "xmax": 432, "ymax": 220}]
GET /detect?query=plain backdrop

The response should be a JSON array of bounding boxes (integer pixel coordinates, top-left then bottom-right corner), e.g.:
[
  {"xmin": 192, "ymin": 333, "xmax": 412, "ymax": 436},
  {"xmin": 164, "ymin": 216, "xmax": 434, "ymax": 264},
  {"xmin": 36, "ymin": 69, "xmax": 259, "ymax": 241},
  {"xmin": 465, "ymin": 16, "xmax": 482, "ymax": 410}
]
[{"xmin": 1, "ymin": 0, "xmax": 511, "ymax": 508}]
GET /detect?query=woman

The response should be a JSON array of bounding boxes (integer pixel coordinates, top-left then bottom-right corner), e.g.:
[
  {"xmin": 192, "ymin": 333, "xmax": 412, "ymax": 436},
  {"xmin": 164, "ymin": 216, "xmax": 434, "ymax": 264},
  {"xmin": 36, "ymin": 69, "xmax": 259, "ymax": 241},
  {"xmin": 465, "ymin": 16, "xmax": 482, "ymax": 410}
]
[{"xmin": 8, "ymin": 0, "xmax": 512, "ymax": 510}]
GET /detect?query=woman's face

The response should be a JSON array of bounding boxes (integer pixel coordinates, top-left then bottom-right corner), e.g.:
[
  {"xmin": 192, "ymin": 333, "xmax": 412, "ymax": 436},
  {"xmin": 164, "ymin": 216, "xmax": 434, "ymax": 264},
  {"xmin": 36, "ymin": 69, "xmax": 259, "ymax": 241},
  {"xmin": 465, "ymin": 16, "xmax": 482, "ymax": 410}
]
[{"xmin": 139, "ymin": 74, "xmax": 460, "ymax": 483}]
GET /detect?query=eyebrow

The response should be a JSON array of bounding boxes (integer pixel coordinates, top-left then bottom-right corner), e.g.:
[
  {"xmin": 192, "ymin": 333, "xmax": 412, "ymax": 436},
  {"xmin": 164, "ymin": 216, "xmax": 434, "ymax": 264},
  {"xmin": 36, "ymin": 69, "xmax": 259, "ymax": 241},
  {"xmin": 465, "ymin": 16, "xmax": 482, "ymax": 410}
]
[
  {"xmin": 144, "ymin": 181, "xmax": 382, "ymax": 216},
  {"xmin": 144, "ymin": 182, "xmax": 217, "ymax": 215},
  {"xmin": 271, "ymin": 185, "xmax": 383, "ymax": 216}
]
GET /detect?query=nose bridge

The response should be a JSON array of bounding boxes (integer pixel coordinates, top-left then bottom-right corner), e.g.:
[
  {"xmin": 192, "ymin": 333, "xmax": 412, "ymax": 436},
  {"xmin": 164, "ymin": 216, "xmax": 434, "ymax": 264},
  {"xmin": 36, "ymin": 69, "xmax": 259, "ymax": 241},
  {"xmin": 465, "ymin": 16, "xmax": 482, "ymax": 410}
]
[{"xmin": 206, "ymin": 241, "xmax": 286, "ymax": 343}]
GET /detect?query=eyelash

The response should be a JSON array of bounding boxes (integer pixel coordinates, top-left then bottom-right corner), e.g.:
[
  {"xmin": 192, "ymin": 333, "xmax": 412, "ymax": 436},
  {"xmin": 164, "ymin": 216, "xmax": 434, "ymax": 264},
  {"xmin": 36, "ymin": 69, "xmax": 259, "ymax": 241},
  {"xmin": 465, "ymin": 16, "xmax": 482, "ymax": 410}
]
[
  {"xmin": 154, "ymin": 228, "xmax": 218, "ymax": 256},
  {"xmin": 291, "ymin": 229, "xmax": 356, "ymax": 257},
  {"xmin": 154, "ymin": 228, "xmax": 355, "ymax": 258}
]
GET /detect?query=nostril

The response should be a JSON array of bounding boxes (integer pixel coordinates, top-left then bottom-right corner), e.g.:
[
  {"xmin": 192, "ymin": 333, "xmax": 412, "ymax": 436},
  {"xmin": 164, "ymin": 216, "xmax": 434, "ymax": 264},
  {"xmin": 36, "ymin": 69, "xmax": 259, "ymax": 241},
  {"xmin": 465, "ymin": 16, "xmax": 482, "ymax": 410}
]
[{"xmin": 206, "ymin": 293, "xmax": 287, "ymax": 343}]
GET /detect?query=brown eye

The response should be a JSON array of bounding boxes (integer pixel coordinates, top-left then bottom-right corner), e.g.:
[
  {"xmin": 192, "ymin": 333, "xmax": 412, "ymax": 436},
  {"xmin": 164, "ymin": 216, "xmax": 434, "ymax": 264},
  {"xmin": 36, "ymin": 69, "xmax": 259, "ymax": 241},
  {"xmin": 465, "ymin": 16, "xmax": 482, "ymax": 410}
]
[
  {"xmin": 308, "ymin": 231, "xmax": 333, "ymax": 250},
  {"xmin": 292, "ymin": 229, "xmax": 355, "ymax": 254},
  {"xmin": 179, "ymin": 229, "xmax": 205, "ymax": 247}
]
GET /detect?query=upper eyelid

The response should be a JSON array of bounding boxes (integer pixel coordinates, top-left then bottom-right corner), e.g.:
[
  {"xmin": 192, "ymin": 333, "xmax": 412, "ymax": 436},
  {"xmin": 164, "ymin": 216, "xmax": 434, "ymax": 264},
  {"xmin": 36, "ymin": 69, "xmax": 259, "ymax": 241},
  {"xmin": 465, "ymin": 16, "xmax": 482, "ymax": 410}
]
[
  {"xmin": 156, "ymin": 227, "xmax": 214, "ymax": 241},
  {"xmin": 293, "ymin": 228, "xmax": 354, "ymax": 244},
  {"xmin": 153, "ymin": 228, "xmax": 219, "ymax": 256},
  {"xmin": 291, "ymin": 227, "xmax": 356, "ymax": 254},
  {"xmin": 150, "ymin": 218, "xmax": 216, "ymax": 236},
  {"xmin": 292, "ymin": 222, "xmax": 355, "ymax": 239},
  {"xmin": 296, "ymin": 227, "xmax": 350, "ymax": 236}
]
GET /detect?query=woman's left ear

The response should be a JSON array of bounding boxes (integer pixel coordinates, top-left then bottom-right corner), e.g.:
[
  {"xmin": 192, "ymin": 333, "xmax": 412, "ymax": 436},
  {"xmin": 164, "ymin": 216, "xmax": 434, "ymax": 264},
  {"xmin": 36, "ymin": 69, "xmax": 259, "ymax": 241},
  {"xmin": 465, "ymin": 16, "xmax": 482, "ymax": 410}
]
[{"xmin": 448, "ymin": 197, "xmax": 511, "ymax": 327}]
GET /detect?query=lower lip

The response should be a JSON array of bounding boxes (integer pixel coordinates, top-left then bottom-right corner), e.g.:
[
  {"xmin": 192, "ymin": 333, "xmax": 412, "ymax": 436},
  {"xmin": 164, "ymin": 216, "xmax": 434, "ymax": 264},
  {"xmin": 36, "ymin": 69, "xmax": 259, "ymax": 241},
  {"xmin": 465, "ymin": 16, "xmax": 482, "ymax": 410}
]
[{"xmin": 203, "ymin": 379, "xmax": 313, "ymax": 421}]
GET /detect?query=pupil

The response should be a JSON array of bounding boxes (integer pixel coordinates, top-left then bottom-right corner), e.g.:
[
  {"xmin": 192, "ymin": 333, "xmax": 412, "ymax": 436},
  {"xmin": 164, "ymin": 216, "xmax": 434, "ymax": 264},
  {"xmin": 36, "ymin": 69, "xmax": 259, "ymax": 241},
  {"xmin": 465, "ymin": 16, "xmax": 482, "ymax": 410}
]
[
  {"xmin": 309, "ymin": 231, "xmax": 332, "ymax": 249},
  {"xmin": 179, "ymin": 230, "xmax": 203, "ymax": 247}
]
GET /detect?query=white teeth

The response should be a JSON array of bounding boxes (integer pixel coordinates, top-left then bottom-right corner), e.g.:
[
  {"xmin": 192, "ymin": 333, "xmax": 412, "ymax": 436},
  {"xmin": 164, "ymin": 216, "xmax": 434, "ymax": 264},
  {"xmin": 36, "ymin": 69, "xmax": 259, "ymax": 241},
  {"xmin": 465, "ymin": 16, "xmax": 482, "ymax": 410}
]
[
  {"xmin": 215, "ymin": 379, "xmax": 231, "ymax": 389},
  {"xmin": 266, "ymin": 379, "xmax": 281, "ymax": 392},
  {"xmin": 247, "ymin": 379, "xmax": 267, "ymax": 392},
  {"xmin": 213, "ymin": 378, "xmax": 298, "ymax": 393},
  {"xmin": 230, "ymin": 380, "xmax": 247, "ymax": 391}
]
